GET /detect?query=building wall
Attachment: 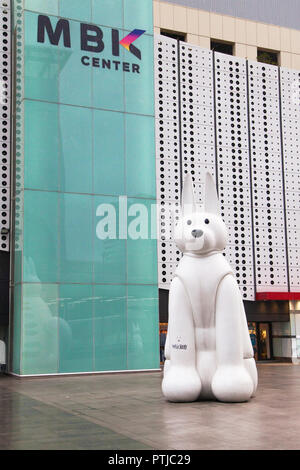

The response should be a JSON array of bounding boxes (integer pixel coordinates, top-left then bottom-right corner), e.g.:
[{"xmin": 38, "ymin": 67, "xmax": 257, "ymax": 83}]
[
  {"xmin": 153, "ymin": 1, "xmax": 300, "ymax": 70},
  {"xmin": 155, "ymin": 0, "xmax": 300, "ymax": 32},
  {"xmin": 6, "ymin": 1, "xmax": 300, "ymax": 372},
  {"xmin": 10, "ymin": 0, "xmax": 159, "ymax": 375}
]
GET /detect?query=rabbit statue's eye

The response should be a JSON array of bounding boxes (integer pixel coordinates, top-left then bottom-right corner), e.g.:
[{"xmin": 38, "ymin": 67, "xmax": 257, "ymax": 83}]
[
  {"xmin": 187, "ymin": 220, "xmax": 192, "ymax": 225},
  {"xmin": 205, "ymin": 219, "xmax": 210, "ymax": 224}
]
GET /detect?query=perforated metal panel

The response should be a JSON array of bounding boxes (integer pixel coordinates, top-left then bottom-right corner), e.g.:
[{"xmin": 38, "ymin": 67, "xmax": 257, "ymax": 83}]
[
  {"xmin": 0, "ymin": 0, "xmax": 10, "ymax": 251},
  {"xmin": 180, "ymin": 42, "xmax": 215, "ymax": 202},
  {"xmin": 280, "ymin": 67, "xmax": 300, "ymax": 291},
  {"xmin": 155, "ymin": 35, "xmax": 181, "ymax": 288},
  {"xmin": 215, "ymin": 53, "xmax": 255, "ymax": 300},
  {"xmin": 12, "ymin": 0, "xmax": 24, "ymax": 256},
  {"xmin": 155, "ymin": 35, "xmax": 300, "ymax": 296},
  {"xmin": 248, "ymin": 60, "xmax": 288, "ymax": 292}
]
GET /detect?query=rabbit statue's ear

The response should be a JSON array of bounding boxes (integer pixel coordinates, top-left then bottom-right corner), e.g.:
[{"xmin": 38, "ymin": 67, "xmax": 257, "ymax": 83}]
[
  {"xmin": 204, "ymin": 172, "xmax": 219, "ymax": 215},
  {"xmin": 181, "ymin": 173, "xmax": 196, "ymax": 216}
]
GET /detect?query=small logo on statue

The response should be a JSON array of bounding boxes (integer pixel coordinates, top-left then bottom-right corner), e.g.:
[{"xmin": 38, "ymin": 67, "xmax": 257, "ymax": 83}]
[{"xmin": 172, "ymin": 344, "xmax": 188, "ymax": 350}]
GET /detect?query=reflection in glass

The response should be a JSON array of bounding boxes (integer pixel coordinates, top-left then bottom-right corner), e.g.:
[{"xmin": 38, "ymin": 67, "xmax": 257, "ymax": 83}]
[
  {"xmin": 23, "ymin": 190, "xmax": 59, "ymax": 283},
  {"xmin": 22, "ymin": 258, "xmax": 72, "ymax": 375},
  {"xmin": 94, "ymin": 285, "xmax": 127, "ymax": 371},
  {"xmin": 127, "ymin": 285, "xmax": 159, "ymax": 370},
  {"xmin": 59, "ymin": 284, "xmax": 93, "ymax": 373}
]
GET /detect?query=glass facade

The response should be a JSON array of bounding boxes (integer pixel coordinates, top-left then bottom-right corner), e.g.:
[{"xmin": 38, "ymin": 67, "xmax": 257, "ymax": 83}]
[{"xmin": 11, "ymin": 0, "xmax": 159, "ymax": 375}]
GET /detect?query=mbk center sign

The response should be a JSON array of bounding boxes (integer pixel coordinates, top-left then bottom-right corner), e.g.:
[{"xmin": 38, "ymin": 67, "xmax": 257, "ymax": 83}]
[{"xmin": 37, "ymin": 15, "xmax": 145, "ymax": 73}]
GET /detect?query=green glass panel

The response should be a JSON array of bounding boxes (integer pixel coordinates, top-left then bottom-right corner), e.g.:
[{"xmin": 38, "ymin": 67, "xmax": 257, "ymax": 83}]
[
  {"xmin": 124, "ymin": 33, "xmax": 154, "ymax": 116},
  {"xmin": 94, "ymin": 195, "xmax": 126, "ymax": 283},
  {"xmin": 123, "ymin": 0, "xmax": 153, "ymax": 33},
  {"xmin": 58, "ymin": 284, "xmax": 93, "ymax": 373},
  {"xmin": 93, "ymin": 109, "xmax": 125, "ymax": 196},
  {"xmin": 12, "ymin": 284, "xmax": 22, "ymax": 375},
  {"xmin": 94, "ymin": 284, "xmax": 126, "ymax": 371},
  {"xmin": 24, "ymin": 100, "xmax": 59, "ymax": 191},
  {"xmin": 59, "ymin": 20, "xmax": 92, "ymax": 107},
  {"xmin": 24, "ymin": 12, "xmax": 59, "ymax": 102},
  {"xmin": 59, "ymin": 193, "xmax": 93, "ymax": 284},
  {"xmin": 127, "ymin": 198, "xmax": 158, "ymax": 285},
  {"xmin": 22, "ymin": 283, "xmax": 59, "ymax": 375},
  {"xmin": 92, "ymin": 0, "xmax": 123, "ymax": 29},
  {"xmin": 125, "ymin": 114, "xmax": 156, "ymax": 199},
  {"xmin": 18, "ymin": 0, "xmax": 158, "ymax": 377},
  {"xmin": 127, "ymin": 285, "xmax": 159, "ymax": 370},
  {"xmin": 60, "ymin": 0, "xmax": 92, "ymax": 22},
  {"xmin": 14, "ymin": 248, "xmax": 22, "ymax": 286},
  {"xmin": 25, "ymin": 0, "xmax": 59, "ymax": 15},
  {"xmin": 92, "ymin": 27, "xmax": 125, "ymax": 112},
  {"xmin": 59, "ymin": 105, "xmax": 93, "ymax": 194},
  {"xmin": 23, "ymin": 190, "xmax": 59, "ymax": 283}
]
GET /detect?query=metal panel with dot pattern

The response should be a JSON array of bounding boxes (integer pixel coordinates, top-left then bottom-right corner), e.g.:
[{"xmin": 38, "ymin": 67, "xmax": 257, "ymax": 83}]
[
  {"xmin": 280, "ymin": 67, "xmax": 300, "ymax": 292},
  {"xmin": 248, "ymin": 60, "xmax": 288, "ymax": 292},
  {"xmin": 215, "ymin": 52, "xmax": 255, "ymax": 300},
  {"xmin": 155, "ymin": 35, "xmax": 181, "ymax": 288},
  {"xmin": 0, "ymin": 0, "xmax": 10, "ymax": 251},
  {"xmin": 180, "ymin": 42, "xmax": 216, "ymax": 202},
  {"xmin": 155, "ymin": 35, "xmax": 299, "ymax": 296},
  {"xmin": 12, "ymin": 0, "xmax": 24, "ymax": 259}
]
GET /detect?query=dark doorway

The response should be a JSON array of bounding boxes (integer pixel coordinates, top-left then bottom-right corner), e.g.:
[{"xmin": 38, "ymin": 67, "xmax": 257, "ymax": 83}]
[{"xmin": 248, "ymin": 322, "xmax": 273, "ymax": 361}]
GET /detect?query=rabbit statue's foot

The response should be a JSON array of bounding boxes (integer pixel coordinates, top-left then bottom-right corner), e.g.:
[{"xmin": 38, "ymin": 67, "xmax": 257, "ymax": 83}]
[
  {"xmin": 211, "ymin": 365, "xmax": 254, "ymax": 403},
  {"xmin": 162, "ymin": 365, "xmax": 202, "ymax": 403}
]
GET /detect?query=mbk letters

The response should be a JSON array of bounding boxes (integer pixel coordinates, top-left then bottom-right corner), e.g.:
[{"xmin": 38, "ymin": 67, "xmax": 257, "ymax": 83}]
[{"xmin": 37, "ymin": 15, "xmax": 144, "ymax": 73}]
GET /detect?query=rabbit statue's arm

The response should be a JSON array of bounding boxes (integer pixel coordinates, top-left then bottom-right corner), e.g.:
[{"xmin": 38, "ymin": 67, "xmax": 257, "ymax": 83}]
[{"xmin": 162, "ymin": 276, "xmax": 201, "ymax": 402}]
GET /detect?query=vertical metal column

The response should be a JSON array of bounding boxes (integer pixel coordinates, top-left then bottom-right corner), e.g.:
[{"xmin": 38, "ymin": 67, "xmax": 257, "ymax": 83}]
[
  {"xmin": 279, "ymin": 67, "xmax": 300, "ymax": 292},
  {"xmin": 154, "ymin": 35, "xmax": 181, "ymax": 288},
  {"xmin": 0, "ymin": 0, "xmax": 11, "ymax": 251},
  {"xmin": 179, "ymin": 42, "xmax": 216, "ymax": 203},
  {"xmin": 214, "ymin": 52, "xmax": 255, "ymax": 300},
  {"xmin": 248, "ymin": 60, "xmax": 288, "ymax": 292}
]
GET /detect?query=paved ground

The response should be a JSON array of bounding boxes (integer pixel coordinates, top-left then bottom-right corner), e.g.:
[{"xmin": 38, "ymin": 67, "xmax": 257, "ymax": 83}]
[{"xmin": 0, "ymin": 364, "xmax": 299, "ymax": 450}]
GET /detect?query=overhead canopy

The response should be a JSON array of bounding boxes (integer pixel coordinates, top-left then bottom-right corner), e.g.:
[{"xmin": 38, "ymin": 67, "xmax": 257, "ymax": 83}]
[{"xmin": 256, "ymin": 292, "xmax": 300, "ymax": 301}]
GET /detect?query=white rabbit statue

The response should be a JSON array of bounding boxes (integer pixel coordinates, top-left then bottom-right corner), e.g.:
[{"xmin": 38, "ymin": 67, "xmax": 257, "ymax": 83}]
[{"xmin": 162, "ymin": 173, "xmax": 258, "ymax": 403}]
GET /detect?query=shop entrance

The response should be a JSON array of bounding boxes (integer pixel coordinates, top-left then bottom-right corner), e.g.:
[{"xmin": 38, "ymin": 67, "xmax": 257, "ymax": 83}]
[
  {"xmin": 248, "ymin": 322, "xmax": 273, "ymax": 361},
  {"xmin": 159, "ymin": 323, "xmax": 168, "ymax": 365}
]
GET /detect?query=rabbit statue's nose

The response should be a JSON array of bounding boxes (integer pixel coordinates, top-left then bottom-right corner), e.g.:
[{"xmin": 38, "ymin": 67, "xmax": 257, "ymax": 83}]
[{"xmin": 191, "ymin": 229, "xmax": 203, "ymax": 238}]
